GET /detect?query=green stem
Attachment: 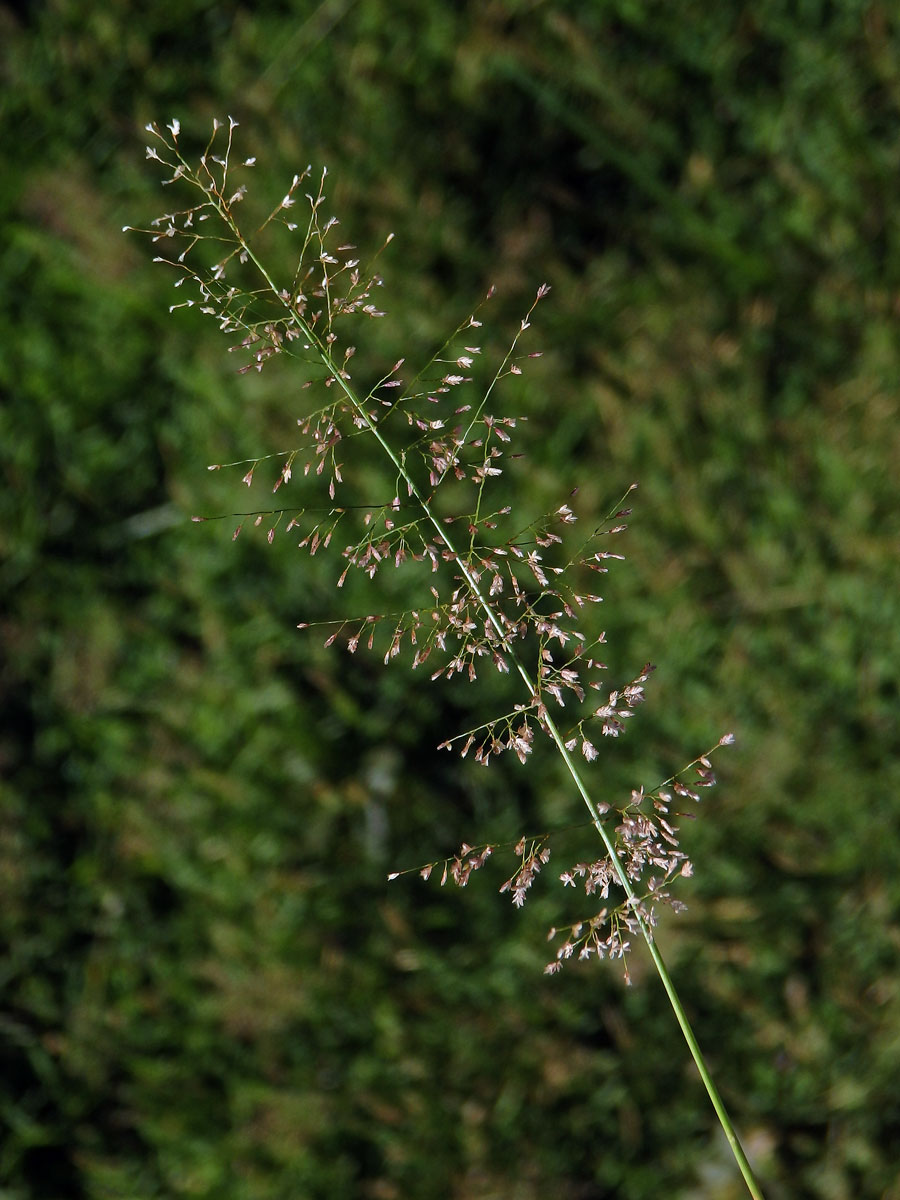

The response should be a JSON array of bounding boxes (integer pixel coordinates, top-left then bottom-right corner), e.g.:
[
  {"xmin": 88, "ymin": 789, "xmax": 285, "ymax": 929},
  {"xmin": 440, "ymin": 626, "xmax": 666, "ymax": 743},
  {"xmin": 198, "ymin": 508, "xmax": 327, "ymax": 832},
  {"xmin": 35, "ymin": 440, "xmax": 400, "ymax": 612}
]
[{"xmin": 233, "ymin": 226, "xmax": 764, "ymax": 1200}]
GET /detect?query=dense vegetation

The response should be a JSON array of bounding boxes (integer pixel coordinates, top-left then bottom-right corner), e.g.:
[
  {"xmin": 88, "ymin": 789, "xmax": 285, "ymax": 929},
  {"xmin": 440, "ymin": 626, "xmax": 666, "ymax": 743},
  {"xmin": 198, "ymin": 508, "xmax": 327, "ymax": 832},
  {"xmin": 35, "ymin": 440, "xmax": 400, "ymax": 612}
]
[{"xmin": 2, "ymin": 3, "xmax": 899, "ymax": 1197}]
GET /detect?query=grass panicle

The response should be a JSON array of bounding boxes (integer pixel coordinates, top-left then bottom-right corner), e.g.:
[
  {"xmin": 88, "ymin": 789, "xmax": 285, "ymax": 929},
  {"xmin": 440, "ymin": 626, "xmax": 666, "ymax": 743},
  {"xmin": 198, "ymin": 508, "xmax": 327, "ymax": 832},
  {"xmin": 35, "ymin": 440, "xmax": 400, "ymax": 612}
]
[{"xmin": 129, "ymin": 117, "xmax": 765, "ymax": 1199}]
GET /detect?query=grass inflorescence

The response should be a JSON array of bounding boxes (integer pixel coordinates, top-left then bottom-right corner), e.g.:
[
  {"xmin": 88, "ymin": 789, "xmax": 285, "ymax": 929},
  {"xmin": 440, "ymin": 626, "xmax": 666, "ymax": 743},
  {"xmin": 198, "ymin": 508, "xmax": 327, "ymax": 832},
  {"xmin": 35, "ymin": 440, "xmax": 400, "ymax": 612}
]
[{"xmin": 129, "ymin": 117, "xmax": 764, "ymax": 1198}]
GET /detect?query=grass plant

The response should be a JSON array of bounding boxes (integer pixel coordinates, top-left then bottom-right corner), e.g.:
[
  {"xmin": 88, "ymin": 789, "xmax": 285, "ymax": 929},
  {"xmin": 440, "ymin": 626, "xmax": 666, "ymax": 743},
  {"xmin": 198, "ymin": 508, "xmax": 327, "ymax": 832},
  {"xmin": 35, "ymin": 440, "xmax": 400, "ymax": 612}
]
[{"xmin": 129, "ymin": 116, "xmax": 765, "ymax": 1198}]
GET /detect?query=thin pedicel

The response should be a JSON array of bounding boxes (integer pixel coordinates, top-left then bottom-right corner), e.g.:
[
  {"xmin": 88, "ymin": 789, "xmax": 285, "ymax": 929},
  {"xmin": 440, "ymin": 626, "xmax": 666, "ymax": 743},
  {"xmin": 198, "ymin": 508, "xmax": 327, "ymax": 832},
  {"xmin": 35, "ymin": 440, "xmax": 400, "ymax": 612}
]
[{"xmin": 128, "ymin": 117, "xmax": 764, "ymax": 1198}]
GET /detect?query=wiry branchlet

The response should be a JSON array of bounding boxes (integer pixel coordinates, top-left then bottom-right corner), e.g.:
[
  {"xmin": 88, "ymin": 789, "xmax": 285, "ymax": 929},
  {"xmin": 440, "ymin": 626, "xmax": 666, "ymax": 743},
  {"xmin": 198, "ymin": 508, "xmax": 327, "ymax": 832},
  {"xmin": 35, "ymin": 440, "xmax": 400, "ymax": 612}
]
[
  {"xmin": 438, "ymin": 709, "xmax": 537, "ymax": 767},
  {"xmin": 499, "ymin": 836, "xmax": 551, "ymax": 908},
  {"xmin": 400, "ymin": 842, "xmax": 494, "ymax": 889},
  {"xmin": 544, "ymin": 912, "xmax": 632, "ymax": 976}
]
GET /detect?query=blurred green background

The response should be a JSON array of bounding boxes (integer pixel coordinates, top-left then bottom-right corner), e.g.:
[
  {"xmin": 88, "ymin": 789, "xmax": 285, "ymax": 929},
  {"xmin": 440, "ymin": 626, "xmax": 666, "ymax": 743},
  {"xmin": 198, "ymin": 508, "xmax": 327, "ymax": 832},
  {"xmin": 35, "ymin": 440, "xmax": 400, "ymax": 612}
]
[{"xmin": 2, "ymin": 2, "xmax": 900, "ymax": 1197}]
